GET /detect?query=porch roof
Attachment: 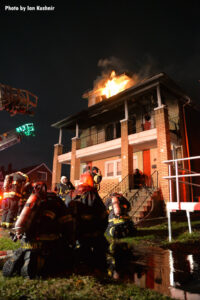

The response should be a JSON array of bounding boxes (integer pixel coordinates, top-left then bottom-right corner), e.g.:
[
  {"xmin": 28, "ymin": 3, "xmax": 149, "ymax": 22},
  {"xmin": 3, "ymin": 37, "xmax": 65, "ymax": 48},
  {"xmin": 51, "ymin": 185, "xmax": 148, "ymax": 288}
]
[{"xmin": 51, "ymin": 72, "xmax": 190, "ymax": 130}]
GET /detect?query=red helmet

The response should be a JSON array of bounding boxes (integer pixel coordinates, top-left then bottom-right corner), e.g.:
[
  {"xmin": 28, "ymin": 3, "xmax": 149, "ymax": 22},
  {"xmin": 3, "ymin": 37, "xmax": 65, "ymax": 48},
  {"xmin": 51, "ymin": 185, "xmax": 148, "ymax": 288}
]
[{"xmin": 79, "ymin": 172, "xmax": 94, "ymax": 187}]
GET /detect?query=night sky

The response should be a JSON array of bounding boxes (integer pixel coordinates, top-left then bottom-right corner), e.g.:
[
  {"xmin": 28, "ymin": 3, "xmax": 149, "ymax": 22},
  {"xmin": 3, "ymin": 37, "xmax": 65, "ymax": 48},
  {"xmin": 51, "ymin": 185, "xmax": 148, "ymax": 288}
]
[{"xmin": 0, "ymin": 1, "xmax": 200, "ymax": 174}]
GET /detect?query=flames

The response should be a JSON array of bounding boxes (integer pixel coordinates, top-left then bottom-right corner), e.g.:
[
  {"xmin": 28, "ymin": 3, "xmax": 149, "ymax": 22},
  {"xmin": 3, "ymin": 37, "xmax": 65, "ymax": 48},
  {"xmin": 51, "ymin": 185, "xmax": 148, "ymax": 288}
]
[
  {"xmin": 83, "ymin": 70, "xmax": 138, "ymax": 103},
  {"xmin": 100, "ymin": 71, "xmax": 132, "ymax": 98}
]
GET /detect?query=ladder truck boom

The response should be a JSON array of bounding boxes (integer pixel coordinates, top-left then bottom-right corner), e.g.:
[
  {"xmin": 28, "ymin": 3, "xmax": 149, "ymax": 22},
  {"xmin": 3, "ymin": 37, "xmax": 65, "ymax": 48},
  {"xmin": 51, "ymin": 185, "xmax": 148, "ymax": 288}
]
[
  {"xmin": 0, "ymin": 123, "xmax": 35, "ymax": 151},
  {"xmin": 0, "ymin": 83, "xmax": 38, "ymax": 116}
]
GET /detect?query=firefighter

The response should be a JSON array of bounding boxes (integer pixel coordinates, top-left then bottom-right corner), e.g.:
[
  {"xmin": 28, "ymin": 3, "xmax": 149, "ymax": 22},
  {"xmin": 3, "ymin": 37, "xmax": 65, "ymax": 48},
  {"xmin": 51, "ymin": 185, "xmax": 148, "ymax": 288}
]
[
  {"xmin": 17, "ymin": 181, "xmax": 33, "ymax": 217},
  {"xmin": 65, "ymin": 171, "xmax": 108, "ymax": 271},
  {"xmin": 91, "ymin": 166, "xmax": 102, "ymax": 191},
  {"xmin": 2, "ymin": 182, "xmax": 73, "ymax": 278},
  {"xmin": 54, "ymin": 176, "xmax": 75, "ymax": 201},
  {"xmin": 105, "ymin": 192, "xmax": 136, "ymax": 239},
  {"xmin": 1, "ymin": 171, "xmax": 29, "ymax": 229}
]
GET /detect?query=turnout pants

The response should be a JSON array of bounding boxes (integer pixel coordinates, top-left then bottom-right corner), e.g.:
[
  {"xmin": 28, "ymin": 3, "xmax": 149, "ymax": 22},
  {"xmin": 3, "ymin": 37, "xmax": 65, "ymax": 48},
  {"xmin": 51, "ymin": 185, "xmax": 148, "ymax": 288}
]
[{"xmin": 1, "ymin": 197, "xmax": 19, "ymax": 228}]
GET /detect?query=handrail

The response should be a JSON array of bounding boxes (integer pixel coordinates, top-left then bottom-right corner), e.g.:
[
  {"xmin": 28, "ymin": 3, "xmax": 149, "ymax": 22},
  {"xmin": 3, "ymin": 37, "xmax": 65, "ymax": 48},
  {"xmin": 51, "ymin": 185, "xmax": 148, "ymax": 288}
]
[
  {"xmin": 148, "ymin": 170, "xmax": 158, "ymax": 189},
  {"xmin": 129, "ymin": 171, "xmax": 159, "ymax": 223},
  {"xmin": 130, "ymin": 186, "xmax": 154, "ymax": 222},
  {"xmin": 102, "ymin": 173, "xmax": 130, "ymax": 201},
  {"xmin": 102, "ymin": 171, "xmax": 158, "ymax": 201}
]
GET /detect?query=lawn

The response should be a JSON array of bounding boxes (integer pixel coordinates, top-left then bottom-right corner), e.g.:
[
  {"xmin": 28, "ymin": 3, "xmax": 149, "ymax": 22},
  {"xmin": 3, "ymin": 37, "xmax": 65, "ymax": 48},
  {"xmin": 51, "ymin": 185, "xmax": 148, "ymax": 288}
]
[{"xmin": 1, "ymin": 219, "xmax": 200, "ymax": 299}]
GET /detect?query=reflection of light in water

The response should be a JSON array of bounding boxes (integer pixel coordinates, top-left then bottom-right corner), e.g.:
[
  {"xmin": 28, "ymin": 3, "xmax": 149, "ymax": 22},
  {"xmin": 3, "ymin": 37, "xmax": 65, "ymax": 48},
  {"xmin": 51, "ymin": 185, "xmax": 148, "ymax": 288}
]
[
  {"xmin": 187, "ymin": 254, "xmax": 194, "ymax": 273},
  {"xmin": 169, "ymin": 250, "xmax": 174, "ymax": 286}
]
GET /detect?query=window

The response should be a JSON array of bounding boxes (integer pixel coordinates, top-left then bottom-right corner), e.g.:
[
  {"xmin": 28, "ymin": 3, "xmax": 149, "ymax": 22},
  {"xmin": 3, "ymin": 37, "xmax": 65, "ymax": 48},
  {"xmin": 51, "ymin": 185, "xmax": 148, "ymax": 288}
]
[
  {"xmin": 80, "ymin": 163, "xmax": 87, "ymax": 175},
  {"xmin": 105, "ymin": 124, "xmax": 114, "ymax": 141},
  {"xmin": 129, "ymin": 115, "xmax": 136, "ymax": 134},
  {"xmin": 105, "ymin": 159, "xmax": 121, "ymax": 177},
  {"xmin": 107, "ymin": 162, "xmax": 114, "ymax": 176},
  {"xmin": 37, "ymin": 171, "xmax": 47, "ymax": 181},
  {"xmin": 116, "ymin": 122, "xmax": 121, "ymax": 138},
  {"xmin": 116, "ymin": 160, "xmax": 121, "ymax": 176}
]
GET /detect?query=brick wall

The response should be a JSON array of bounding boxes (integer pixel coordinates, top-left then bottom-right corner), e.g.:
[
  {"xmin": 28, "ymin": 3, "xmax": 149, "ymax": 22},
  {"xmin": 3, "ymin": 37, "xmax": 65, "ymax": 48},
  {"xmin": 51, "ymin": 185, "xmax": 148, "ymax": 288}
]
[
  {"xmin": 70, "ymin": 137, "xmax": 80, "ymax": 185},
  {"xmin": 52, "ymin": 144, "xmax": 63, "ymax": 190},
  {"xmin": 99, "ymin": 178, "xmax": 120, "ymax": 199},
  {"xmin": 154, "ymin": 106, "xmax": 172, "ymax": 204}
]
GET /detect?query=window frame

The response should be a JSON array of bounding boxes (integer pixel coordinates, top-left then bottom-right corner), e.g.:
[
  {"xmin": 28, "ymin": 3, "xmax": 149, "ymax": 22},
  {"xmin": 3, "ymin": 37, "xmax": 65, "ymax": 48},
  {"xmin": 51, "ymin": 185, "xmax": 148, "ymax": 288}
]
[
  {"xmin": 105, "ymin": 159, "xmax": 121, "ymax": 178},
  {"xmin": 37, "ymin": 171, "xmax": 47, "ymax": 181}
]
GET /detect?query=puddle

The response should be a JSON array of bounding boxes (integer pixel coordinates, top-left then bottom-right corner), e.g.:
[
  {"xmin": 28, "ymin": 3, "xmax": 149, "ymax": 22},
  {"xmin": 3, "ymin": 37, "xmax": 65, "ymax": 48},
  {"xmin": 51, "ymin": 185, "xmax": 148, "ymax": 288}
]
[
  {"xmin": 1, "ymin": 231, "xmax": 200, "ymax": 300},
  {"xmin": 109, "ymin": 243, "xmax": 200, "ymax": 300}
]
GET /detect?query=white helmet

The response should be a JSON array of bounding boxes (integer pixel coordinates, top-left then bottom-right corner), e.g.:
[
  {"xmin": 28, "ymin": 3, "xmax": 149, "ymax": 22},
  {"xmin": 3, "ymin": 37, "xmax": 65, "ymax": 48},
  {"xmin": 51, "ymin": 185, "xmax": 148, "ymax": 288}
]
[{"xmin": 61, "ymin": 176, "xmax": 67, "ymax": 184}]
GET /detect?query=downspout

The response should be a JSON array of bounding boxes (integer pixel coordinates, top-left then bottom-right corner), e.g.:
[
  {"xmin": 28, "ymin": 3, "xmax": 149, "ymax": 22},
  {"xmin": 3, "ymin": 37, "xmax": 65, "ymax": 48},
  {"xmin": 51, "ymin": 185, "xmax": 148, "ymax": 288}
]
[{"xmin": 182, "ymin": 96, "xmax": 193, "ymax": 201}]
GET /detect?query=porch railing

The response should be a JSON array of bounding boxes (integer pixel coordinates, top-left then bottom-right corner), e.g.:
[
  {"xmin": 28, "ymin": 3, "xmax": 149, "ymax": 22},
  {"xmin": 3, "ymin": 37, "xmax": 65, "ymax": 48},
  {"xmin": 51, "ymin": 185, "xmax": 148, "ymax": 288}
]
[
  {"xmin": 102, "ymin": 174, "xmax": 130, "ymax": 201},
  {"xmin": 102, "ymin": 171, "xmax": 158, "ymax": 201},
  {"xmin": 79, "ymin": 112, "xmax": 156, "ymax": 149}
]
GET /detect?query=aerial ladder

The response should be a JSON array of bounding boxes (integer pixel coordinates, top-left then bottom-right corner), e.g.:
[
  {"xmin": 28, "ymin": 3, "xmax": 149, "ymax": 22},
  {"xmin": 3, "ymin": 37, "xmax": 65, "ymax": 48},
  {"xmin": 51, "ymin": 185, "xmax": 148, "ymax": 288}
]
[
  {"xmin": 0, "ymin": 83, "xmax": 38, "ymax": 116},
  {"xmin": 0, "ymin": 82, "xmax": 38, "ymax": 198},
  {"xmin": 0, "ymin": 123, "xmax": 35, "ymax": 152},
  {"xmin": 0, "ymin": 81, "xmax": 37, "ymax": 150}
]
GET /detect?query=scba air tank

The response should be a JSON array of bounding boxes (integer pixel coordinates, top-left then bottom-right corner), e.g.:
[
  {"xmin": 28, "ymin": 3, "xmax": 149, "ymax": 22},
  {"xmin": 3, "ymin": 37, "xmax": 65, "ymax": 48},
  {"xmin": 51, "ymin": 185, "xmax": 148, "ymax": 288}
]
[
  {"xmin": 112, "ymin": 195, "xmax": 121, "ymax": 216},
  {"xmin": 14, "ymin": 182, "xmax": 47, "ymax": 236}
]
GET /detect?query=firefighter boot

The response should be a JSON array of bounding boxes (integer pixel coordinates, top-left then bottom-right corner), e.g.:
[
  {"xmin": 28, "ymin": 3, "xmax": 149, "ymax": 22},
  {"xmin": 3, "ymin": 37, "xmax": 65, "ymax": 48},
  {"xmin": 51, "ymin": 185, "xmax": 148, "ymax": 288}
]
[
  {"xmin": 20, "ymin": 250, "xmax": 40, "ymax": 279},
  {"xmin": 2, "ymin": 248, "xmax": 24, "ymax": 277}
]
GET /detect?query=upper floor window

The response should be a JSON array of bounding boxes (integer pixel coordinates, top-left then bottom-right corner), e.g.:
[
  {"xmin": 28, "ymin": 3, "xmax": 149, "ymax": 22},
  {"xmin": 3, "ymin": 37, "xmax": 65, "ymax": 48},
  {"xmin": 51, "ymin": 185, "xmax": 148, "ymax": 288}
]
[
  {"xmin": 37, "ymin": 171, "xmax": 47, "ymax": 181},
  {"xmin": 105, "ymin": 124, "xmax": 114, "ymax": 141}
]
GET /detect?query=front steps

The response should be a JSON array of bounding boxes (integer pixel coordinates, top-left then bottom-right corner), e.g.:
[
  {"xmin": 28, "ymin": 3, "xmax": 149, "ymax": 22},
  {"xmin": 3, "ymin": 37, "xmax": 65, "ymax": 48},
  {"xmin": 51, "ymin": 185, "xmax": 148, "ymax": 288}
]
[{"xmin": 128, "ymin": 187, "xmax": 155, "ymax": 224}]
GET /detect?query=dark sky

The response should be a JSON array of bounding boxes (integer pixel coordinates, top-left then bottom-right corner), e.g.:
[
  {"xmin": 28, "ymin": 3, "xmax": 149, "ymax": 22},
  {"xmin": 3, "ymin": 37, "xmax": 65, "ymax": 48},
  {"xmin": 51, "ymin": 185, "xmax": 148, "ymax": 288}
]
[{"xmin": 0, "ymin": 0, "xmax": 200, "ymax": 172}]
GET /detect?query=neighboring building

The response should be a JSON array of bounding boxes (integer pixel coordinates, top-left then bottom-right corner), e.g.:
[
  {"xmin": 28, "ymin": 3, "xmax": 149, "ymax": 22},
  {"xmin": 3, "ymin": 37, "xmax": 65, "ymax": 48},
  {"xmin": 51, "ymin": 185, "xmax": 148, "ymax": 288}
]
[
  {"xmin": 0, "ymin": 163, "xmax": 52, "ymax": 191},
  {"xmin": 20, "ymin": 163, "xmax": 52, "ymax": 191},
  {"xmin": 51, "ymin": 72, "xmax": 200, "ymax": 216}
]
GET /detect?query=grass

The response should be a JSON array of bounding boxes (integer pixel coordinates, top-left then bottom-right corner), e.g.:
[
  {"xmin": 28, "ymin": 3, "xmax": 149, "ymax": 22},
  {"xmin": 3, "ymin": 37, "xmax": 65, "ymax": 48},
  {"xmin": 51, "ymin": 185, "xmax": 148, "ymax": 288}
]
[
  {"xmin": 1, "ymin": 220, "xmax": 200, "ymax": 299},
  {"xmin": 0, "ymin": 234, "xmax": 173, "ymax": 300},
  {"xmin": 0, "ymin": 273, "xmax": 172, "ymax": 300},
  {"xmin": 114, "ymin": 219, "xmax": 200, "ymax": 248},
  {"xmin": 0, "ymin": 237, "xmax": 21, "ymax": 251}
]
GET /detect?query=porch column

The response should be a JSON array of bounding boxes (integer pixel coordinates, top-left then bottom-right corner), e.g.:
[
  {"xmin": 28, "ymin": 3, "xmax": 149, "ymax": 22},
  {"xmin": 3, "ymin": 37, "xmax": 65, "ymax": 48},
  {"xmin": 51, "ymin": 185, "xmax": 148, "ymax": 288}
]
[
  {"xmin": 52, "ymin": 143, "xmax": 63, "ymax": 190},
  {"xmin": 70, "ymin": 137, "xmax": 80, "ymax": 185},
  {"xmin": 154, "ymin": 105, "xmax": 172, "ymax": 204},
  {"xmin": 120, "ymin": 119, "xmax": 133, "ymax": 191}
]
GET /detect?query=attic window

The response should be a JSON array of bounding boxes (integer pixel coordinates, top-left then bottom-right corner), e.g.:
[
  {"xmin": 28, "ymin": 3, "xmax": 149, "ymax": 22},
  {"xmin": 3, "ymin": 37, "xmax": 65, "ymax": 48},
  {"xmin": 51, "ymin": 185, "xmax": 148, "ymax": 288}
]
[{"xmin": 37, "ymin": 171, "xmax": 47, "ymax": 181}]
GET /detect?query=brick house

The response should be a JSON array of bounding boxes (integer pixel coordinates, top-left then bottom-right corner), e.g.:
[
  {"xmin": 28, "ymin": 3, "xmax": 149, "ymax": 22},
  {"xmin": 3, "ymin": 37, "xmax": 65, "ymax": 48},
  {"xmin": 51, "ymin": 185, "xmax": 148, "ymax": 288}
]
[
  {"xmin": 51, "ymin": 72, "xmax": 199, "ymax": 218},
  {"xmin": 0, "ymin": 163, "xmax": 52, "ymax": 192},
  {"xmin": 20, "ymin": 163, "xmax": 52, "ymax": 191}
]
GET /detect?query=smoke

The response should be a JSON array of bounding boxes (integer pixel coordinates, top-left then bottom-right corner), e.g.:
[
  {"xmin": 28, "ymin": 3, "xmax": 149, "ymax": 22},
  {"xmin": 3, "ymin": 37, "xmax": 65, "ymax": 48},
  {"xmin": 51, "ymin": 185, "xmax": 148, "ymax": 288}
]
[
  {"xmin": 93, "ymin": 56, "xmax": 136, "ymax": 90},
  {"xmin": 97, "ymin": 57, "xmax": 127, "ymax": 74},
  {"xmin": 94, "ymin": 56, "xmax": 159, "ymax": 89},
  {"xmin": 82, "ymin": 55, "xmax": 160, "ymax": 99}
]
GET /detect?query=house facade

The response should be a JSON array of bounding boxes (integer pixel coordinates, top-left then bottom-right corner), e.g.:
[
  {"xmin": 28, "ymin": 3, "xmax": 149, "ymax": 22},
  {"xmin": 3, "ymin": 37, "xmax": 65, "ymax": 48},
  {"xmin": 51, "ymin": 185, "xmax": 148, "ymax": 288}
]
[
  {"xmin": 20, "ymin": 163, "xmax": 52, "ymax": 191},
  {"xmin": 51, "ymin": 72, "xmax": 196, "ymax": 205},
  {"xmin": 0, "ymin": 163, "xmax": 52, "ymax": 192}
]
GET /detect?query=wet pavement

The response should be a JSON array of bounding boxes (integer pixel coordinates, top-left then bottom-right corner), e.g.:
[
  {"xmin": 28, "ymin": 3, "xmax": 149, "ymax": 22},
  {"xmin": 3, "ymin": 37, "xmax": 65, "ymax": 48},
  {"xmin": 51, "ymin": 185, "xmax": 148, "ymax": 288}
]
[{"xmin": 110, "ymin": 243, "xmax": 200, "ymax": 300}]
